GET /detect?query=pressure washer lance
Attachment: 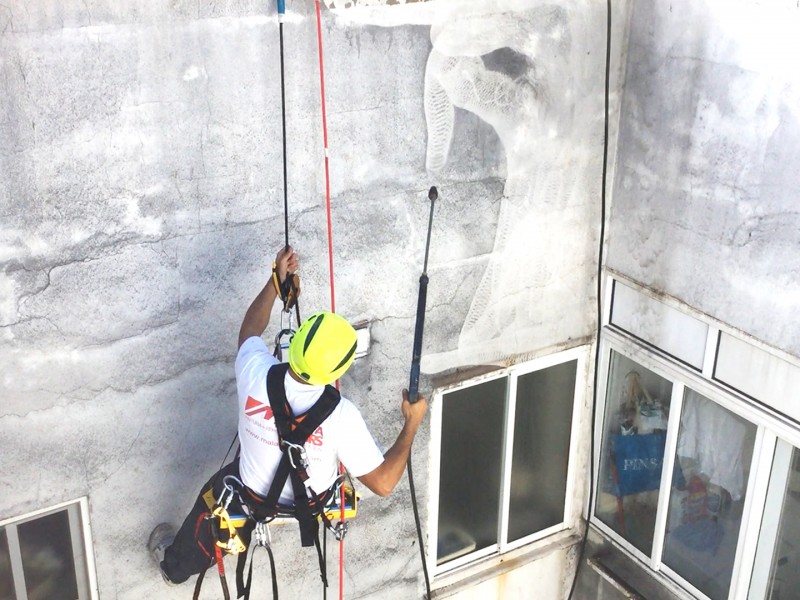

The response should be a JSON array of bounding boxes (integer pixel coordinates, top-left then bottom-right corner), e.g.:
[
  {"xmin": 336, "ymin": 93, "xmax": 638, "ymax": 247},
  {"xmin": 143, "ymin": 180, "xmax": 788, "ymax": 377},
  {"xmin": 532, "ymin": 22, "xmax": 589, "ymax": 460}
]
[
  {"xmin": 406, "ymin": 185, "xmax": 437, "ymax": 600},
  {"xmin": 408, "ymin": 185, "xmax": 437, "ymax": 403}
]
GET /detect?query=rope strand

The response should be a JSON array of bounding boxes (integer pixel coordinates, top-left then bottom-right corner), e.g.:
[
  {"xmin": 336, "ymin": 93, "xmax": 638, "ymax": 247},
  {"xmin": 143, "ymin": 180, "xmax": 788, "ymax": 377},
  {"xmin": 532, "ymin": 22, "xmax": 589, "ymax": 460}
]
[
  {"xmin": 278, "ymin": 12, "xmax": 289, "ymax": 250},
  {"xmin": 313, "ymin": 4, "xmax": 345, "ymax": 599}
]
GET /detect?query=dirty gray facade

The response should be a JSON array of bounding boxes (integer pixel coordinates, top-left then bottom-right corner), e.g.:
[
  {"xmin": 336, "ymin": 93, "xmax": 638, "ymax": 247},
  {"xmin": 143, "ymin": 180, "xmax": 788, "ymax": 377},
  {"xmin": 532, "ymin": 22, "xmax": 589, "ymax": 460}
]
[{"xmin": 1, "ymin": 0, "xmax": 798, "ymax": 599}]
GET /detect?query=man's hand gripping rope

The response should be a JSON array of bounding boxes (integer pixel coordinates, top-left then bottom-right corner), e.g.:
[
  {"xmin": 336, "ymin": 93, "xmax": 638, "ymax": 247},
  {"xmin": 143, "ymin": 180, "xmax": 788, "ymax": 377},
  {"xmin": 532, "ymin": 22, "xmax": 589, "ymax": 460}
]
[{"xmin": 271, "ymin": 246, "xmax": 300, "ymax": 312}]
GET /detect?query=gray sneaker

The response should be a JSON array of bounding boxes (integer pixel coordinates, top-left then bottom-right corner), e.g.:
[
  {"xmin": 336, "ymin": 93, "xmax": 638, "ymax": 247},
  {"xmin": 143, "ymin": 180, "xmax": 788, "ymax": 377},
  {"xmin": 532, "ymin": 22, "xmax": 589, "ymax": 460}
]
[{"xmin": 147, "ymin": 523, "xmax": 176, "ymax": 585}]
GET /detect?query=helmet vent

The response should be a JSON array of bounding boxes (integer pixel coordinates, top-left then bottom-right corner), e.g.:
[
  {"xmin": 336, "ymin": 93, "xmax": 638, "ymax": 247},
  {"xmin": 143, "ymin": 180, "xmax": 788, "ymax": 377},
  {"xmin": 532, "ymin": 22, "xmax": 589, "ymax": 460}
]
[
  {"xmin": 303, "ymin": 313, "xmax": 325, "ymax": 355},
  {"xmin": 332, "ymin": 341, "xmax": 357, "ymax": 373}
]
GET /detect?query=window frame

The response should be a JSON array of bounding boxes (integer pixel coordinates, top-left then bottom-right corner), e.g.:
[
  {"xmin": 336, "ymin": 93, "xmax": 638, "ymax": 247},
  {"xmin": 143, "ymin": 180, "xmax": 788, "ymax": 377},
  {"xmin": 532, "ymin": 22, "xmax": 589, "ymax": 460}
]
[
  {"xmin": 428, "ymin": 345, "xmax": 589, "ymax": 576},
  {"xmin": 746, "ymin": 439, "xmax": 800, "ymax": 600},
  {"xmin": 0, "ymin": 497, "xmax": 98, "ymax": 600},
  {"xmin": 593, "ymin": 326, "xmax": 800, "ymax": 600}
]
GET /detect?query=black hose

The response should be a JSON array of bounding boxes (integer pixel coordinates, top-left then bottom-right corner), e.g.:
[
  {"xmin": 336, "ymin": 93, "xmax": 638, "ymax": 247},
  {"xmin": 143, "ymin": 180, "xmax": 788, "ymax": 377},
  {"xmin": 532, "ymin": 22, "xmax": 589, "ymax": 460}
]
[
  {"xmin": 407, "ymin": 456, "xmax": 432, "ymax": 599},
  {"xmin": 567, "ymin": 1, "xmax": 611, "ymax": 597},
  {"xmin": 406, "ymin": 187, "xmax": 437, "ymax": 599}
]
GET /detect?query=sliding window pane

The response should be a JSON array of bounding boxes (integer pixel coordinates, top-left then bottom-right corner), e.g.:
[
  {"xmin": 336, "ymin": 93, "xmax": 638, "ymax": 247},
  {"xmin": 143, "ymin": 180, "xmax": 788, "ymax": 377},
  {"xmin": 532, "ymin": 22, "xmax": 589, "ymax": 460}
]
[
  {"xmin": 595, "ymin": 352, "xmax": 672, "ymax": 555},
  {"xmin": 18, "ymin": 510, "xmax": 78, "ymax": 600},
  {"xmin": 438, "ymin": 378, "xmax": 507, "ymax": 565},
  {"xmin": 750, "ymin": 444, "xmax": 800, "ymax": 600},
  {"xmin": 663, "ymin": 389, "xmax": 756, "ymax": 600},
  {"xmin": 0, "ymin": 529, "xmax": 16, "ymax": 600},
  {"xmin": 508, "ymin": 360, "xmax": 577, "ymax": 542}
]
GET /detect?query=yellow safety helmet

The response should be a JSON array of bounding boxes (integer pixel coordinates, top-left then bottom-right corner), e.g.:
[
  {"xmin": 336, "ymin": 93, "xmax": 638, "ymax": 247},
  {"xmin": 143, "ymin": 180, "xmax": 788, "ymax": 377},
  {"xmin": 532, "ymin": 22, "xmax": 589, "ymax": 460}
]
[{"xmin": 288, "ymin": 311, "xmax": 357, "ymax": 386}]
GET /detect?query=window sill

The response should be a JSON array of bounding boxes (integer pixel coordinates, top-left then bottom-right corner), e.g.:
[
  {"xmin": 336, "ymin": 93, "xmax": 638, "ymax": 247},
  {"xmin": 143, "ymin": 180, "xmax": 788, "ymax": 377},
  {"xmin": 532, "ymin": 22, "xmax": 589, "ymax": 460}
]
[{"xmin": 431, "ymin": 529, "xmax": 583, "ymax": 599}]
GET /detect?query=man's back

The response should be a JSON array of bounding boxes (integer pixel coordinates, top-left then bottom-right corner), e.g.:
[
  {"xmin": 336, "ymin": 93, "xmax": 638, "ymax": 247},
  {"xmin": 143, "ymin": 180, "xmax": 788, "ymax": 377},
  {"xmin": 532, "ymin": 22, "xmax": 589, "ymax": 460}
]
[{"xmin": 235, "ymin": 336, "xmax": 384, "ymax": 503}]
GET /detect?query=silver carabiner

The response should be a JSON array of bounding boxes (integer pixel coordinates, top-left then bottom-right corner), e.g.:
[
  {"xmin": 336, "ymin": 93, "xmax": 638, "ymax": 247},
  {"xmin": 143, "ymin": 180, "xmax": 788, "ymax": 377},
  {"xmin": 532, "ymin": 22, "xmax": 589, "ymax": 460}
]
[
  {"xmin": 280, "ymin": 308, "xmax": 294, "ymax": 334},
  {"xmin": 253, "ymin": 520, "xmax": 272, "ymax": 548},
  {"xmin": 283, "ymin": 441, "xmax": 309, "ymax": 471},
  {"xmin": 216, "ymin": 475, "xmax": 244, "ymax": 509}
]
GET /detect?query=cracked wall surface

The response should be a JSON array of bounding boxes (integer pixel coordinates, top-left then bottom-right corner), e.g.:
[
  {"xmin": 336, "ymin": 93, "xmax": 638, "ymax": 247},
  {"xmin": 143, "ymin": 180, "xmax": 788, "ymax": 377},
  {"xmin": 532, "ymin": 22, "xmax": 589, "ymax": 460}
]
[
  {"xmin": 0, "ymin": 1, "xmax": 621, "ymax": 598},
  {"xmin": 607, "ymin": 0, "xmax": 800, "ymax": 359}
]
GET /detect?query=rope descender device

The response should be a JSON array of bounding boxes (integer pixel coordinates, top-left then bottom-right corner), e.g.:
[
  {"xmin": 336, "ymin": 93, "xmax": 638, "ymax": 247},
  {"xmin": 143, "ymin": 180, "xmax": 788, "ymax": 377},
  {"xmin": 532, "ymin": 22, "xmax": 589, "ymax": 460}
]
[
  {"xmin": 210, "ymin": 476, "xmax": 248, "ymax": 555},
  {"xmin": 212, "ymin": 505, "xmax": 247, "ymax": 555},
  {"xmin": 271, "ymin": 262, "xmax": 300, "ymax": 312},
  {"xmin": 321, "ymin": 480, "xmax": 358, "ymax": 541}
]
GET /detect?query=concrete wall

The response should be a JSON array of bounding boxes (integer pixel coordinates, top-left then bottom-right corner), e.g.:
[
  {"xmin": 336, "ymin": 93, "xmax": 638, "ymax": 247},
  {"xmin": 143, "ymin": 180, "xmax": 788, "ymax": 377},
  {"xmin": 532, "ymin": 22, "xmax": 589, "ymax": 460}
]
[
  {"xmin": 0, "ymin": 0, "xmax": 617, "ymax": 598},
  {"xmin": 607, "ymin": 0, "xmax": 800, "ymax": 360}
]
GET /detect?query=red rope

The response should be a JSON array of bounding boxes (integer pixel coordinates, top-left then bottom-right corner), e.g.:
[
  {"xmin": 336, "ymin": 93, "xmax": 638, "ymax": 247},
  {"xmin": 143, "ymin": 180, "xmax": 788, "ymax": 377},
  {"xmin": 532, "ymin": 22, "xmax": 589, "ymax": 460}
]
[
  {"xmin": 315, "ymin": 0, "xmax": 336, "ymax": 315},
  {"xmin": 314, "ymin": 3, "xmax": 345, "ymax": 599}
]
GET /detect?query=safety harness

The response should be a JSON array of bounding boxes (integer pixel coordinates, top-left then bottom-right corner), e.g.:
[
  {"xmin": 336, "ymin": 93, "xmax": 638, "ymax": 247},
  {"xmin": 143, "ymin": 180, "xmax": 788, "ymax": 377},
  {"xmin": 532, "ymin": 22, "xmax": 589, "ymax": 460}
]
[{"xmin": 193, "ymin": 362, "xmax": 353, "ymax": 600}]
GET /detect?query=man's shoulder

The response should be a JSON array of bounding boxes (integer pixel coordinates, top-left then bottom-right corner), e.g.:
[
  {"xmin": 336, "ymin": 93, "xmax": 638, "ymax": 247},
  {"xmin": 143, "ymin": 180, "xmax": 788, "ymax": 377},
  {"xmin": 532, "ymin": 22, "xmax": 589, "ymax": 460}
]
[
  {"xmin": 236, "ymin": 337, "xmax": 279, "ymax": 380},
  {"xmin": 331, "ymin": 395, "xmax": 365, "ymax": 423}
]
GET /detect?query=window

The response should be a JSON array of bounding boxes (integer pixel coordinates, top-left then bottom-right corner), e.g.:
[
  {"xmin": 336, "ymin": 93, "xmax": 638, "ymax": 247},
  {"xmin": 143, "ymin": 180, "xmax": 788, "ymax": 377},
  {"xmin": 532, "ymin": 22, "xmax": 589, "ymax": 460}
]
[
  {"xmin": 0, "ymin": 500, "xmax": 95, "ymax": 600},
  {"xmin": 596, "ymin": 351, "xmax": 673, "ymax": 555},
  {"xmin": 431, "ymin": 347, "xmax": 585, "ymax": 571},
  {"xmin": 661, "ymin": 389, "xmax": 757, "ymax": 600},
  {"xmin": 750, "ymin": 442, "xmax": 800, "ymax": 600},
  {"xmin": 595, "ymin": 310, "xmax": 800, "ymax": 600}
]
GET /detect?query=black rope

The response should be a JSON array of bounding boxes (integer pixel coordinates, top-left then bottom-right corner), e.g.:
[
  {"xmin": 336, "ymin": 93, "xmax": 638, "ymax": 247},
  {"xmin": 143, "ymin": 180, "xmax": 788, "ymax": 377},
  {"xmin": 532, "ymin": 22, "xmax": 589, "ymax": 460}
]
[
  {"xmin": 276, "ymin": 15, "xmax": 300, "ymax": 324},
  {"xmin": 278, "ymin": 18, "xmax": 290, "ymax": 251},
  {"xmin": 567, "ymin": 0, "xmax": 611, "ymax": 597},
  {"xmin": 322, "ymin": 526, "xmax": 327, "ymax": 600}
]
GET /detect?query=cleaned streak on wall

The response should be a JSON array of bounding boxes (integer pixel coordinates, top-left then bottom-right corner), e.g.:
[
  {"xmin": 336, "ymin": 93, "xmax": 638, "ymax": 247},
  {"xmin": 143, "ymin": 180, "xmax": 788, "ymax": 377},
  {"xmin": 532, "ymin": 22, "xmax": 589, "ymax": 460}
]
[{"xmin": 333, "ymin": 0, "xmax": 607, "ymax": 372}]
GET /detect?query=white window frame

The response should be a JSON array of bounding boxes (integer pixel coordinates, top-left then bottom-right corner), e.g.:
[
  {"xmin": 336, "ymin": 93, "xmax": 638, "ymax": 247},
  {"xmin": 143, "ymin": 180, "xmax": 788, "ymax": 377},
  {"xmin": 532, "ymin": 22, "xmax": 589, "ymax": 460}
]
[
  {"xmin": 0, "ymin": 497, "xmax": 99, "ymax": 600},
  {"xmin": 593, "ymin": 325, "xmax": 800, "ymax": 600},
  {"xmin": 746, "ymin": 438, "xmax": 800, "ymax": 600},
  {"xmin": 428, "ymin": 345, "xmax": 589, "ymax": 576}
]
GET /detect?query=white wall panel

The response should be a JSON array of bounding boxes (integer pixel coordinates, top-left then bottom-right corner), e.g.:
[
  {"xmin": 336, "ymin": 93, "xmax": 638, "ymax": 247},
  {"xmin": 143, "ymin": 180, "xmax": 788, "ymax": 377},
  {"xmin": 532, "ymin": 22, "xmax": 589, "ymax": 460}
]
[
  {"xmin": 716, "ymin": 332, "xmax": 800, "ymax": 423},
  {"xmin": 611, "ymin": 281, "xmax": 708, "ymax": 369}
]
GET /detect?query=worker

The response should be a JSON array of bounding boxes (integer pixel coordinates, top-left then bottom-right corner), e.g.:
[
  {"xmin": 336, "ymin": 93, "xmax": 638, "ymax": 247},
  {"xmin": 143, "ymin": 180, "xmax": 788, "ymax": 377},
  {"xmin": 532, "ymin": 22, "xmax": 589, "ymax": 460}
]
[{"xmin": 148, "ymin": 245, "xmax": 428, "ymax": 586}]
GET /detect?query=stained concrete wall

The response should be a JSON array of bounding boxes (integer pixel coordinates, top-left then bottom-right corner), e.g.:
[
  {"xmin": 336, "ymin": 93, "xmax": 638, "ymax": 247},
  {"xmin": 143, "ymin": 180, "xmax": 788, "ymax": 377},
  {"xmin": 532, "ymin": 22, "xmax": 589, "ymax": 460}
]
[
  {"xmin": 607, "ymin": 0, "xmax": 800, "ymax": 361},
  {"xmin": 0, "ymin": 1, "xmax": 620, "ymax": 598}
]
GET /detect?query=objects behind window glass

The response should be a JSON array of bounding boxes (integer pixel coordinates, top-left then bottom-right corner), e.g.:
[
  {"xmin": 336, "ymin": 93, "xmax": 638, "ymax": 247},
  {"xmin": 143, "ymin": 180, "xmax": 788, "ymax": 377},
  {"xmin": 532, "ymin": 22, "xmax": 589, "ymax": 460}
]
[
  {"xmin": 596, "ymin": 352, "xmax": 673, "ymax": 555},
  {"xmin": 17, "ymin": 510, "xmax": 79, "ymax": 600},
  {"xmin": 0, "ymin": 528, "xmax": 17, "ymax": 600},
  {"xmin": 508, "ymin": 360, "xmax": 577, "ymax": 542},
  {"xmin": 437, "ymin": 378, "xmax": 506, "ymax": 565},
  {"xmin": 763, "ymin": 446, "xmax": 800, "ymax": 600},
  {"xmin": 662, "ymin": 389, "xmax": 756, "ymax": 600}
]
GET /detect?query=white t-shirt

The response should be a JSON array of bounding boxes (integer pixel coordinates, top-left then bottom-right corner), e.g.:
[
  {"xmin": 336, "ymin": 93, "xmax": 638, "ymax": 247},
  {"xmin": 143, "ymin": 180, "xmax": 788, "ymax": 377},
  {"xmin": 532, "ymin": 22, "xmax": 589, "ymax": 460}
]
[{"xmin": 235, "ymin": 336, "xmax": 385, "ymax": 505}]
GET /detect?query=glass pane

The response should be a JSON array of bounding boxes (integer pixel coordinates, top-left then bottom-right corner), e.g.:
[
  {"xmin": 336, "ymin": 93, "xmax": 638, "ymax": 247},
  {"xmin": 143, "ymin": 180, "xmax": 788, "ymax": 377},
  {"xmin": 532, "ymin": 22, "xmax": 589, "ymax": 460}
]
[
  {"xmin": 663, "ymin": 389, "xmax": 756, "ymax": 600},
  {"xmin": 759, "ymin": 446, "xmax": 800, "ymax": 600},
  {"xmin": 595, "ymin": 352, "xmax": 673, "ymax": 555},
  {"xmin": 508, "ymin": 360, "xmax": 577, "ymax": 542},
  {"xmin": 438, "ymin": 377, "xmax": 506, "ymax": 565},
  {"xmin": 0, "ymin": 528, "xmax": 17, "ymax": 600},
  {"xmin": 18, "ymin": 510, "xmax": 79, "ymax": 600}
]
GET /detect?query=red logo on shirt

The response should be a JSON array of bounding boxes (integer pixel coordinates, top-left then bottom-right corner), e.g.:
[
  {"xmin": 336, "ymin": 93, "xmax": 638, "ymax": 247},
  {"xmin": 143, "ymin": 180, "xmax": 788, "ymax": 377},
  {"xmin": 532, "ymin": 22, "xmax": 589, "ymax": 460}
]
[
  {"xmin": 245, "ymin": 396, "xmax": 273, "ymax": 421},
  {"xmin": 308, "ymin": 426, "xmax": 324, "ymax": 446}
]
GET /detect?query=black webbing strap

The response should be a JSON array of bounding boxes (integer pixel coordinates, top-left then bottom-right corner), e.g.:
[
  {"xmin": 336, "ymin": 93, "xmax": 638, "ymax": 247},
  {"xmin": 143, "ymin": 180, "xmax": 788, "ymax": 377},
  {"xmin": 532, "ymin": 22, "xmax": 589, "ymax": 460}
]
[
  {"xmin": 192, "ymin": 547, "xmax": 230, "ymax": 600},
  {"xmin": 192, "ymin": 564, "xmax": 206, "ymax": 600},
  {"xmin": 236, "ymin": 540, "xmax": 279, "ymax": 600},
  {"xmin": 267, "ymin": 363, "xmax": 340, "ymax": 450},
  {"xmin": 263, "ymin": 363, "xmax": 340, "ymax": 547}
]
